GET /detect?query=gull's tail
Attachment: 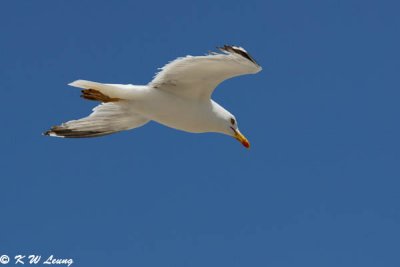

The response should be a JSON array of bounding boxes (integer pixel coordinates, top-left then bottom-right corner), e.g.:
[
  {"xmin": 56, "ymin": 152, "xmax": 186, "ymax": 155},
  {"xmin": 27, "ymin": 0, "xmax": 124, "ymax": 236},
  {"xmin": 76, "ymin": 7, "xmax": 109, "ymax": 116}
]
[{"xmin": 69, "ymin": 80, "xmax": 134, "ymax": 101}]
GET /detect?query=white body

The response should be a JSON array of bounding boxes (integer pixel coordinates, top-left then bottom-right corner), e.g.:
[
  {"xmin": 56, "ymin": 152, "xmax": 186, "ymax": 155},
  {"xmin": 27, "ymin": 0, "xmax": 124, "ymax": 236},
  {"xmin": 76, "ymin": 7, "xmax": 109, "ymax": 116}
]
[{"xmin": 118, "ymin": 85, "xmax": 229, "ymax": 133}]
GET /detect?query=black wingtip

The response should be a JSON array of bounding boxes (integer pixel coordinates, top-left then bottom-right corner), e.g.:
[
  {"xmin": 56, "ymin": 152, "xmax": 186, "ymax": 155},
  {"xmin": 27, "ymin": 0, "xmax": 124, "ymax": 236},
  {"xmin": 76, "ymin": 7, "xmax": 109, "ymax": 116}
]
[
  {"xmin": 43, "ymin": 129, "xmax": 59, "ymax": 137},
  {"xmin": 218, "ymin": 45, "xmax": 259, "ymax": 66},
  {"xmin": 45, "ymin": 125, "xmax": 111, "ymax": 138}
]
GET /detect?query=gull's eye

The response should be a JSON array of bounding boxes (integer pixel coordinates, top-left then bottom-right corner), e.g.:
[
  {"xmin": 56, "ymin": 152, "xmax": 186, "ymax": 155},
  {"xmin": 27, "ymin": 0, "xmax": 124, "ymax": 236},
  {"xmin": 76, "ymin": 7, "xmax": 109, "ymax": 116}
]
[{"xmin": 230, "ymin": 118, "xmax": 235, "ymax": 125}]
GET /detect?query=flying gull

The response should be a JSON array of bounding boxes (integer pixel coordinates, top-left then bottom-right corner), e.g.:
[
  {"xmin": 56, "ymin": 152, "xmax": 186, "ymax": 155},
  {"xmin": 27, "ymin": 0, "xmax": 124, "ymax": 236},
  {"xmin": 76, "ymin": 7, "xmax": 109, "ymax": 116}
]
[{"xmin": 44, "ymin": 45, "xmax": 262, "ymax": 148}]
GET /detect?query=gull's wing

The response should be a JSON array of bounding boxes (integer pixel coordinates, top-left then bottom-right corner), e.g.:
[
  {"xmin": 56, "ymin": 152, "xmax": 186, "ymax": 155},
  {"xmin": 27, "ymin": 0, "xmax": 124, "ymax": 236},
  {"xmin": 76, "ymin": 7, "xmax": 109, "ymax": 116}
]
[
  {"xmin": 149, "ymin": 45, "xmax": 262, "ymax": 100},
  {"xmin": 44, "ymin": 102, "xmax": 149, "ymax": 138}
]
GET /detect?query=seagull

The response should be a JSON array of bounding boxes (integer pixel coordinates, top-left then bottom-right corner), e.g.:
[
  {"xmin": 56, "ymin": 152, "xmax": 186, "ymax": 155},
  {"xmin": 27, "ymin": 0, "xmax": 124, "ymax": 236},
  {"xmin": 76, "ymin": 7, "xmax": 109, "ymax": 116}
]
[{"xmin": 44, "ymin": 45, "xmax": 262, "ymax": 148}]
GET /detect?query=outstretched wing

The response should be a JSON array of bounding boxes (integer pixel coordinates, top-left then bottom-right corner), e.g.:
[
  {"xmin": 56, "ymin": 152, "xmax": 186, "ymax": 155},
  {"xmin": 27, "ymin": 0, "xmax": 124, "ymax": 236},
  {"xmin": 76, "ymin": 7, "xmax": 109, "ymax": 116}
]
[
  {"xmin": 44, "ymin": 102, "xmax": 149, "ymax": 138},
  {"xmin": 149, "ymin": 45, "xmax": 262, "ymax": 100}
]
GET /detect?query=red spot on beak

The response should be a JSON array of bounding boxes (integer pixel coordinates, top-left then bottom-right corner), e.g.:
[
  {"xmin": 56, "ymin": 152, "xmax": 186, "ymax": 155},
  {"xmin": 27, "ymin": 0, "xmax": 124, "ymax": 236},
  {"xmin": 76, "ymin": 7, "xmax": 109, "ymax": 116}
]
[{"xmin": 242, "ymin": 139, "xmax": 250, "ymax": 149}]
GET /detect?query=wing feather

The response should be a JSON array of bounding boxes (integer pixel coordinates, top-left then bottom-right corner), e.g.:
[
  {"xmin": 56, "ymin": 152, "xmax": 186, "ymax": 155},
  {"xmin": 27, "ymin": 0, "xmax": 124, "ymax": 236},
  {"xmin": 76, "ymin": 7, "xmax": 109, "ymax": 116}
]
[
  {"xmin": 44, "ymin": 102, "xmax": 149, "ymax": 138},
  {"xmin": 149, "ymin": 45, "xmax": 262, "ymax": 100}
]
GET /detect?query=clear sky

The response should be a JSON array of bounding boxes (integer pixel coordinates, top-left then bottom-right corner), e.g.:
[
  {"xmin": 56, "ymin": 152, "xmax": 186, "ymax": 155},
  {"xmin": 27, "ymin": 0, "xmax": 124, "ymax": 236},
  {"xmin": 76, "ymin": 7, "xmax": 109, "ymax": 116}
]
[{"xmin": 1, "ymin": 1, "xmax": 399, "ymax": 266}]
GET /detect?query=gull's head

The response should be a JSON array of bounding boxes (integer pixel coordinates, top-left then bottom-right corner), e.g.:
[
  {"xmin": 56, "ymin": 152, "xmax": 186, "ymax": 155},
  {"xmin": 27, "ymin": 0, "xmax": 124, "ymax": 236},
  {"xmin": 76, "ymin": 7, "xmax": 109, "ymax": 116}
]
[{"xmin": 209, "ymin": 102, "xmax": 250, "ymax": 149}]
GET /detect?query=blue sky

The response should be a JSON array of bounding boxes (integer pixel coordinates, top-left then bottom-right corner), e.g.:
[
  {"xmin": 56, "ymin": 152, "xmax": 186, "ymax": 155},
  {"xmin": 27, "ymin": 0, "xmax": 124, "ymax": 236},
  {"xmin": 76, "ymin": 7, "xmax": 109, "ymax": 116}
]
[{"xmin": 1, "ymin": 0, "xmax": 399, "ymax": 266}]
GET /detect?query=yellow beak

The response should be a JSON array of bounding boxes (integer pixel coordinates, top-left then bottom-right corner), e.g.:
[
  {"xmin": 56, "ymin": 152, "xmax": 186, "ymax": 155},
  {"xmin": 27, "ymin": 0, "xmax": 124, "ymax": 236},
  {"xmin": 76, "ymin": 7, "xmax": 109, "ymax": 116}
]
[{"xmin": 232, "ymin": 128, "xmax": 250, "ymax": 149}]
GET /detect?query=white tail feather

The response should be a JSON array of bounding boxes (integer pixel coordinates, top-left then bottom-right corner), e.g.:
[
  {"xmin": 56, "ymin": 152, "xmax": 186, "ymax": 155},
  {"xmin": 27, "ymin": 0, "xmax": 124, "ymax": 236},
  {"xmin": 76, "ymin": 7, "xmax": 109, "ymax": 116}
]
[{"xmin": 69, "ymin": 80, "xmax": 134, "ymax": 100}]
